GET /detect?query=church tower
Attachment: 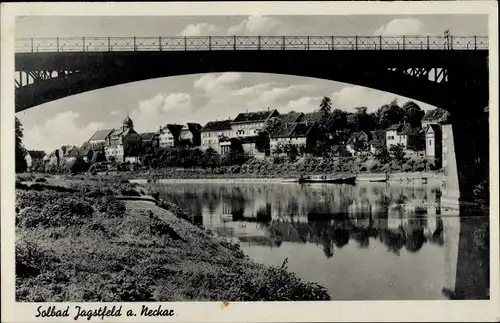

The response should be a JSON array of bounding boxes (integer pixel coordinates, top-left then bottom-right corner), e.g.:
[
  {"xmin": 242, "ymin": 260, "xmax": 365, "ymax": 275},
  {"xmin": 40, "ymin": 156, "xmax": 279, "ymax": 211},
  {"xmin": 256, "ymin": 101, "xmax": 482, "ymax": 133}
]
[{"xmin": 122, "ymin": 114, "xmax": 134, "ymax": 132}]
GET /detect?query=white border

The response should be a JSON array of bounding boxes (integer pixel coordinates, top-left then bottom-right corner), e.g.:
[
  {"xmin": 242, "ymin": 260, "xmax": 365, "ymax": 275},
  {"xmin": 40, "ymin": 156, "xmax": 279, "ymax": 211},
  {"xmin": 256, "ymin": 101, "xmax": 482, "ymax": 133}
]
[{"xmin": 1, "ymin": 2, "xmax": 499, "ymax": 322}]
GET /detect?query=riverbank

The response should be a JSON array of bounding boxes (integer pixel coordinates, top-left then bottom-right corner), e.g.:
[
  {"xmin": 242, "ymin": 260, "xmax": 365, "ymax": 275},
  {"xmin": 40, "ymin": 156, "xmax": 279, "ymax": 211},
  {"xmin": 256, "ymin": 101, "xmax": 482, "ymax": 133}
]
[
  {"xmin": 120, "ymin": 171, "xmax": 443, "ymax": 185},
  {"xmin": 15, "ymin": 175, "xmax": 330, "ymax": 301}
]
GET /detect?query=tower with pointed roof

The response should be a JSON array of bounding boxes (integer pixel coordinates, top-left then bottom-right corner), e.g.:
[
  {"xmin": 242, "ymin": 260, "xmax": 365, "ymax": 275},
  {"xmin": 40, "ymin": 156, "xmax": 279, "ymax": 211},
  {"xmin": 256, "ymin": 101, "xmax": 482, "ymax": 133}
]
[{"xmin": 122, "ymin": 114, "xmax": 134, "ymax": 131}]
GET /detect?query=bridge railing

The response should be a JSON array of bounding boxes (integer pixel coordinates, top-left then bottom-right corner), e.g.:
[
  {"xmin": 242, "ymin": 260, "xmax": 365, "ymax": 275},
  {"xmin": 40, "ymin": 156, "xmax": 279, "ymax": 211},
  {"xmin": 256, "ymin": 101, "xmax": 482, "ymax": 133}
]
[{"xmin": 15, "ymin": 35, "xmax": 488, "ymax": 53}]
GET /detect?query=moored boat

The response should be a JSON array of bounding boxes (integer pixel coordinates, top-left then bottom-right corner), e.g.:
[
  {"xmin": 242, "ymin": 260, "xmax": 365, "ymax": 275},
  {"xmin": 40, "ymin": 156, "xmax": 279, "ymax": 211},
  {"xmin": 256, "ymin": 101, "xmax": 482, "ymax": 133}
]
[
  {"xmin": 303, "ymin": 174, "xmax": 356, "ymax": 184},
  {"xmin": 355, "ymin": 173, "xmax": 389, "ymax": 183}
]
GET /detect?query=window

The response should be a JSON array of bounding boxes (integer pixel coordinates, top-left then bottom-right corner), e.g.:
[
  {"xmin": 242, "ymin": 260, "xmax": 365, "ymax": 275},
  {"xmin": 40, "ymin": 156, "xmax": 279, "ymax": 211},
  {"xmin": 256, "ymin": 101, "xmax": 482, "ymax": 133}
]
[
  {"xmin": 429, "ymin": 139, "xmax": 432, "ymax": 146},
  {"xmin": 388, "ymin": 136, "xmax": 394, "ymax": 140}
]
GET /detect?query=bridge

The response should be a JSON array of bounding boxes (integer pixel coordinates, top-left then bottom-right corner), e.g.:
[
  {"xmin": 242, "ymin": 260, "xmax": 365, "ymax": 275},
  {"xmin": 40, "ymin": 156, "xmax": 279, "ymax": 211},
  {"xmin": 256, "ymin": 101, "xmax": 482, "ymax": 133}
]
[{"xmin": 14, "ymin": 35, "xmax": 490, "ymax": 203}]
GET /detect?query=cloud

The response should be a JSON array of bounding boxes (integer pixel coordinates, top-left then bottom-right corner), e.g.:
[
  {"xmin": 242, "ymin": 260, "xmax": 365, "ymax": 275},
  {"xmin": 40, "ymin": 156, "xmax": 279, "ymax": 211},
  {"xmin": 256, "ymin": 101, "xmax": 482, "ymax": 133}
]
[
  {"xmin": 178, "ymin": 23, "xmax": 223, "ymax": 36},
  {"xmin": 24, "ymin": 111, "xmax": 104, "ymax": 152},
  {"xmin": 374, "ymin": 18, "xmax": 425, "ymax": 36},
  {"xmin": 279, "ymin": 96, "xmax": 323, "ymax": 113},
  {"xmin": 331, "ymin": 85, "xmax": 435, "ymax": 113},
  {"xmin": 228, "ymin": 15, "xmax": 284, "ymax": 35},
  {"xmin": 193, "ymin": 72, "xmax": 242, "ymax": 94},
  {"xmin": 110, "ymin": 110, "xmax": 120, "ymax": 115},
  {"xmin": 130, "ymin": 92, "xmax": 194, "ymax": 132}
]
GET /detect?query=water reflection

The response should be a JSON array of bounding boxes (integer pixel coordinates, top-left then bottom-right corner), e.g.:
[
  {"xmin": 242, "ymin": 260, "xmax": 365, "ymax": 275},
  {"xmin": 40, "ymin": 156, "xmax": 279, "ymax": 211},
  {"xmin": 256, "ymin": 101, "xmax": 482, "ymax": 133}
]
[{"xmin": 151, "ymin": 182, "xmax": 488, "ymax": 300}]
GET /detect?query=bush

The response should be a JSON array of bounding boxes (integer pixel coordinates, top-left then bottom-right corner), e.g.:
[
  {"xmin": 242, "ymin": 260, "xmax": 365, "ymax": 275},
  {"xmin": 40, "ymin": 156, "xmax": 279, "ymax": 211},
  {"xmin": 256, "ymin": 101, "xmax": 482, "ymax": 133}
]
[
  {"xmin": 402, "ymin": 163, "xmax": 413, "ymax": 172},
  {"xmin": 16, "ymin": 240, "xmax": 60, "ymax": 278}
]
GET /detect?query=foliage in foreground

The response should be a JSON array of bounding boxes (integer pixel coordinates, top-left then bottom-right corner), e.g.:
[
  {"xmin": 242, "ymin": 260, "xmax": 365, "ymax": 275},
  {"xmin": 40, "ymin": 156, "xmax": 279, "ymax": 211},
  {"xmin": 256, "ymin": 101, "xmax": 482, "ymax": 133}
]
[{"xmin": 15, "ymin": 177, "xmax": 331, "ymax": 301}]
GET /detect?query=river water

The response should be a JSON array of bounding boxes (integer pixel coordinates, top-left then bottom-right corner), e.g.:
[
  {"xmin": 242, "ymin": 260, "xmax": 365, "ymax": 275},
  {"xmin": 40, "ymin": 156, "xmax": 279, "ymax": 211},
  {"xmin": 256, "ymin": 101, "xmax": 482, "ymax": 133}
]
[{"xmin": 149, "ymin": 181, "xmax": 489, "ymax": 300}]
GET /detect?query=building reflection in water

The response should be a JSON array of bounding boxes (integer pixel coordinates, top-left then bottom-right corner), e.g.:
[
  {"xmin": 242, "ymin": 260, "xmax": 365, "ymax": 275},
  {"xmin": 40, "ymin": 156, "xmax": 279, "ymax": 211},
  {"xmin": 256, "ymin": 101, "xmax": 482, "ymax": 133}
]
[{"xmin": 151, "ymin": 182, "xmax": 489, "ymax": 300}]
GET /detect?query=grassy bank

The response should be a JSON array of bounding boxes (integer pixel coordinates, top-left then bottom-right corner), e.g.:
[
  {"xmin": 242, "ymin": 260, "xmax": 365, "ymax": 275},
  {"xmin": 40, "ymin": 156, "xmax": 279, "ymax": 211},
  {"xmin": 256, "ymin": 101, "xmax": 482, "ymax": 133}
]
[{"xmin": 15, "ymin": 175, "xmax": 330, "ymax": 301}]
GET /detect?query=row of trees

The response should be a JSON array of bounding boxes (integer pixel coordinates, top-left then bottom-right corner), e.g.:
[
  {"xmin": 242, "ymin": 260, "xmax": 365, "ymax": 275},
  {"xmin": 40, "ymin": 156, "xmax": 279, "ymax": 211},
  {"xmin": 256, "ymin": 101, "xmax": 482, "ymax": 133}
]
[
  {"xmin": 143, "ymin": 146, "xmax": 249, "ymax": 169},
  {"xmin": 317, "ymin": 97, "xmax": 429, "ymax": 145}
]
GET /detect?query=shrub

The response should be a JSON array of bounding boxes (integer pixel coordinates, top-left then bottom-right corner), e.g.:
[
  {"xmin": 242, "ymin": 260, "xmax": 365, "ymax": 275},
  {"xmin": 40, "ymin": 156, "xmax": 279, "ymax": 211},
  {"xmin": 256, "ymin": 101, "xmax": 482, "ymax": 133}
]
[
  {"xmin": 402, "ymin": 163, "xmax": 413, "ymax": 172},
  {"xmin": 16, "ymin": 240, "xmax": 60, "ymax": 278}
]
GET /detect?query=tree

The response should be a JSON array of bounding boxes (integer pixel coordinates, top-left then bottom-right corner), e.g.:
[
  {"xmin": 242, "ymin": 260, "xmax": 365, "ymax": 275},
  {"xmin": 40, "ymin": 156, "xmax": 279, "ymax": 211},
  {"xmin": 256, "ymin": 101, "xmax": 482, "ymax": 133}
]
[
  {"xmin": 70, "ymin": 156, "xmax": 89, "ymax": 174},
  {"xmin": 321, "ymin": 108, "xmax": 347, "ymax": 137},
  {"xmin": 402, "ymin": 101, "xmax": 425, "ymax": 127},
  {"xmin": 203, "ymin": 147, "xmax": 220, "ymax": 169},
  {"xmin": 124, "ymin": 137, "xmax": 142, "ymax": 159},
  {"xmin": 374, "ymin": 146, "xmax": 391, "ymax": 164},
  {"xmin": 375, "ymin": 99, "xmax": 405, "ymax": 130},
  {"xmin": 90, "ymin": 149, "xmax": 106, "ymax": 164},
  {"xmin": 166, "ymin": 124, "xmax": 184, "ymax": 146},
  {"xmin": 319, "ymin": 96, "xmax": 332, "ymax": 115},
  {"xmin": 15, "ymin": 117, "xmax": 28, "ymax": 173},
  {"xmin": 347, "ymin": 107, "xmax": 376, "ymax": 132},
  {"xmin": 389, "ymin": 144, "xmax": 407, "ymax": 166},
  {"xmin": 284, "ymin": 144, "xmax": 299, "ymax": 162}
]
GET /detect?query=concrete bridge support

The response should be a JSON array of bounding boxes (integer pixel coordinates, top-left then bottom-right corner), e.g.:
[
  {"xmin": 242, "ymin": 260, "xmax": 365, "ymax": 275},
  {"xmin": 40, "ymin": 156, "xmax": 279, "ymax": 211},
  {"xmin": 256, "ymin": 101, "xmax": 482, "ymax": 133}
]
[{"xmin": 441, "ymin": 106, "xmax": 489, "ymax": 208}]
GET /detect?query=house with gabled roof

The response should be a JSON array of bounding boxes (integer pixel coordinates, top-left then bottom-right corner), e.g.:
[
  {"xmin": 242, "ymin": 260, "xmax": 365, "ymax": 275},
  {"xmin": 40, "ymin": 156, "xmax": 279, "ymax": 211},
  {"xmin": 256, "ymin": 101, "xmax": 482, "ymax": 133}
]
[
  {"xmin": 269, "ymin": 121, "xmax": 326, "ymax": 155},
  {"xmin": 140, "ymin": 132, "xmax": 159, "ymax": 154},
  {"xmin": 386, "ymin": 123, "xmax": 425, "ymax": 153},
  {"xmin": 88, "ymin": 129, "xmax": 115, "ymax": 145},
  {"xmin": 302, "ymin": 111, "xmax": 326, "ymax": 123},
  {"xmin": 231, "ymin": 108, "xmax": 280, "ymax": 138},
  {"xmin": 200, "ymin": 119, "xmax": 233, "ymax": 153},
  {"xmin": 105, "ymin": 115, "xmax": 142, "ymax": 163},
  {"xmin": 279, "ymin": 111, "xmax": 304, "ymax": 124},
  {"xmin": 346, "ymin": 131, "xmax": 371, "ymax": 155},
  {"xmin": 421, "ymin": 108, "xmax": 450, "ymax": 127}
]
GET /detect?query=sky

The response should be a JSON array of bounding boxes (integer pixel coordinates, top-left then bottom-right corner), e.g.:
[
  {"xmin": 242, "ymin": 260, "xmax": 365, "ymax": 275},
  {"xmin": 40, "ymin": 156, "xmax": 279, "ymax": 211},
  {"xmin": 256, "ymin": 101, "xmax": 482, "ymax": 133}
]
[{"xmin": 15, "ymin": 15, "xmax": 488, "ymax": 152}]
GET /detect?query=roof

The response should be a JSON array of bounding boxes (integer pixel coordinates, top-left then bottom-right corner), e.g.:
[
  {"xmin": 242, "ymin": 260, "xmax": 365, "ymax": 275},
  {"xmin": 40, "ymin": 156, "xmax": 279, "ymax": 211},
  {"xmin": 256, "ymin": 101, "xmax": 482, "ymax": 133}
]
[
  {"xmin": 292, "ymin": 122, "xmax": 317, "ymax": 137},
  {"xmin": 201, "ymin": 120, "xmax": 233, "ymax": 132},
  {"xmin": 422, "ymin": 108, "xmax": 448, "ymax": 121},
  {"xmin": 368, "ymin": 130, "xmax": 386, "ymax": 145},
  {"xmin": 280, "ymin": 112, "xmax": 304, "ymax": 123},
  {"xmin": 111, "ymin": 127, "xmax": 138, "ymax": 137},
  {"xmin": 88, "ymin": 129, "xmax": 115, "ymax": 142},
  {"xmin": 67, "ymin": 147, "xmax": 88, "ymax": 158},
  {"xmin": 425, "ymin": 124, "xmax": 441, "ymax": 133},
  {"xmin": 346, "ymin": 131, "xmax": 370, "ymax": 145},
  {"xmin": 270, "ymin": 123, "xmax": 297, "ymax": 138},
  {"xmin": 386, "ymin": 123, "xmax": 402, "ymax": 131},
  {"xmin": 302, "ymin": 111, "xmax": 325, "ymax": 123},
  {"xmin": 398, "ymin": 123, "xmax": 422, "ymax": 136},
  {"xmin": 232, "ymin": 109, "xmax": 278, "ymax": 124},
  {"xmin": 140, "ymin": 132, "xmax": 157, "ymax": 141}
]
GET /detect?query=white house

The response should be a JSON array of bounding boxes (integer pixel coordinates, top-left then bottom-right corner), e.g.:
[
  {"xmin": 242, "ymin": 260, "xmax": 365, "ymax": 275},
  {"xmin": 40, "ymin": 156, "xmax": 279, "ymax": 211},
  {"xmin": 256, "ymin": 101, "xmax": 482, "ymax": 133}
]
[
  {"xmin": 231, "ymin": 109, "xmax": 280, "ymax": 138},
  {"xmin": 385, "ymin": 123, "xmax": 424, "ymax": 153},
  {"xmin": 158, "ymin": 126, "xmax": 175, "ymax": 148},
  {"xmin": 200, "ymin": 120, "xmax": 233, "ymax": 154}
]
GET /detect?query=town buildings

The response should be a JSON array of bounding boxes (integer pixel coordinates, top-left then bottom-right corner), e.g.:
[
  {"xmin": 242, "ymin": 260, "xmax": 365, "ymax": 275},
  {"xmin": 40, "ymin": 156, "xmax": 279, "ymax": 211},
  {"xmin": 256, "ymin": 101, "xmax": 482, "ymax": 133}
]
[
  {"xmin": 49, "ymin": 105, "xmax": 453, "ymax": 170},
  {"xmin": 158, "ymin": 126, "xmax": 175, "ymax": 148},
  {"xmin": 231, "ymin": 109, "xmax": 279, "ymax": 138},
  {"xmin": 270, "ymin": 121, "xmax": 325, "ymax": 154},
  {"xmin": 200, "ymin": 120, "xmax": 233, "ymax": 154},
  {"xmin": 104, "ymin": 116, "xmax": 142, "ymax": 163},
  {"xmin": 385, "ymin": 123, "xmax": 425, "ymax": 154}
]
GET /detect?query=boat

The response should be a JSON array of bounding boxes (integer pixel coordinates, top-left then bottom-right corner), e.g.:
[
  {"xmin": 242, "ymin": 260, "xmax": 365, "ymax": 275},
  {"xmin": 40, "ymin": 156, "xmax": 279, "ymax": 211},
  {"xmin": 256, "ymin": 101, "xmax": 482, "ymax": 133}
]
[
  {"xmin": 281, "ymin": 178, "xmax": 301, "ymax": 183},
  {"xmin": 302, "ymin": 174, "xmax": 356, "ymax": 184},
  {"xmin": 355, "ymin": 173, "xmax": 389, "ymax": 183}
]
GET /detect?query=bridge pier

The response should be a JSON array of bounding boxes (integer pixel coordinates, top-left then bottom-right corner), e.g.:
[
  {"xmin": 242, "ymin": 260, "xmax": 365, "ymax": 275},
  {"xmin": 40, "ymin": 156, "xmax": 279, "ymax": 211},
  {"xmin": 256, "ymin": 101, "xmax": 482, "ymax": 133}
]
[{"xmin": 441, "ymin": 105, "xmax": 489, "ymax": 208}]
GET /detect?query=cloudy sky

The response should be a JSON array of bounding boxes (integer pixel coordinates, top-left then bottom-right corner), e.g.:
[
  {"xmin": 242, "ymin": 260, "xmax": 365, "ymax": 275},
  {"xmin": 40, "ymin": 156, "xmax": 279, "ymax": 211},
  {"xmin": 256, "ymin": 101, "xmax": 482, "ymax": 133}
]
[{"xmin": 15, "ymin": 15, "xmax": 488, "ymax": 152}]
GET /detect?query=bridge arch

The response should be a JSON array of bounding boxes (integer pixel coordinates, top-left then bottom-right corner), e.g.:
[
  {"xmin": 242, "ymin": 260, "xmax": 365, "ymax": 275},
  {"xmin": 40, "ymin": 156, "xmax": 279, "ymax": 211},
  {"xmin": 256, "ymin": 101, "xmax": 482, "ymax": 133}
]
[{"xmin": 15, "ymin": 36, "xmax": 488, "ymax": 112}]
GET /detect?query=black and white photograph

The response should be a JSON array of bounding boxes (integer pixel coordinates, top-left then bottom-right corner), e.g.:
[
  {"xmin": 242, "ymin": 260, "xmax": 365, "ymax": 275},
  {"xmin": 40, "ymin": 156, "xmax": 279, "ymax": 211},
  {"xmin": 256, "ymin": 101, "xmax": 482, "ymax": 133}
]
[{"xmin": 1, "ymin": 2, "xmax": 499, "ymax": 322}]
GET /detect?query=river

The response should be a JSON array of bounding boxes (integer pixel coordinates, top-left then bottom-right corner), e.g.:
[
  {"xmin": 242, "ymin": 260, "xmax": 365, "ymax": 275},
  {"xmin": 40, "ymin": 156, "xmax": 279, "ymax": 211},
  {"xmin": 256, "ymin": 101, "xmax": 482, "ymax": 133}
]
[{"xmin": 148, "ymin": 181, "xmax": 489, "ymax": 300}]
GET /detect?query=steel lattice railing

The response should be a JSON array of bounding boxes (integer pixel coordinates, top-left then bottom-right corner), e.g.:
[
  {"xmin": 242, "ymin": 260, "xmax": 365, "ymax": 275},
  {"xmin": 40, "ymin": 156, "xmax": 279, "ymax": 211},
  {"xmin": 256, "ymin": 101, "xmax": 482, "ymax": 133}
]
[{"xmin": 15, "ymin": 35, "xmax": 488, "ymax": 53}]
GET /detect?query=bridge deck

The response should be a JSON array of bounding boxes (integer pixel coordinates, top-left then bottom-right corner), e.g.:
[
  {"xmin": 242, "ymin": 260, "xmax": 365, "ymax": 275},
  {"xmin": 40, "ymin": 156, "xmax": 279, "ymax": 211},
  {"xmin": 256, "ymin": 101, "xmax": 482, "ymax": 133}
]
[{"xmin": 15, "ymin": 35, "xmax": 488, "ymax": 53}]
